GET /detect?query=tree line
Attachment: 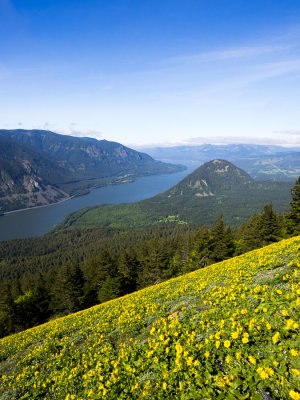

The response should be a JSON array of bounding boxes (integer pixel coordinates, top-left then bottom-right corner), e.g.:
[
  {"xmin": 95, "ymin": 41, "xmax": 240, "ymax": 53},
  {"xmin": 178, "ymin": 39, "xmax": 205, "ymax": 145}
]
[{"xmin": 0, "ymin": 177, "xmax": 299, "ymax": 338}]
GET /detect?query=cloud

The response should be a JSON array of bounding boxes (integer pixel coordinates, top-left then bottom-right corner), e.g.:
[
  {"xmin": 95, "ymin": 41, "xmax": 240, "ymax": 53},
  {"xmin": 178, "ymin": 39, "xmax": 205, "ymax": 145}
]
[
  {"xmin": 56, "ymin": 127, "xmax": 103, "ymax": 140},
  {"xmin": 39, "ymin": 122, "xmax": 57, "ymax": 131},
  {"xmin": 166, "ymin": 44, "xmax": 296, "ymax": 65},
  {"xmin": 132, "ymin": 134, "xmax": 300, "ymax": 148},
  {"xmin": 273, "ymin": 130, "xmax": 300, "ymax": 136}
]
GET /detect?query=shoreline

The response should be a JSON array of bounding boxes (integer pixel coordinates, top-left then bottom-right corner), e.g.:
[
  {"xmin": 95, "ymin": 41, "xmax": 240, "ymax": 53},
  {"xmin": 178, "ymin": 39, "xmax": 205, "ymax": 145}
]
[
  {"xmin": 1, "ymin": 195, "xmax": 76, "ymax": 216},
  {"xmin": 0, "ymin": 168, "xmax": 187, "ymax": 217}
]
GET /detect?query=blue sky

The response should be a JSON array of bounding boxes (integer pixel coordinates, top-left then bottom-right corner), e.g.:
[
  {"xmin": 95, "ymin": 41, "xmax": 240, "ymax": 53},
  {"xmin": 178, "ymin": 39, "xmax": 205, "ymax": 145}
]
[{"xmin": 1, "ymin": 0, "xmax": 300, "ymax": 146}]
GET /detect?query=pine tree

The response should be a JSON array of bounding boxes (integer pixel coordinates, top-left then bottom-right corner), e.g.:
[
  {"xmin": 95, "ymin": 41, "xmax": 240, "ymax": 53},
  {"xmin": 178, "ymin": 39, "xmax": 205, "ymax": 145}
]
[
  {"xmin": 239, "ymin": 213, "xmax": 261, "ymax": 252},
  {"xmin": 0, "ymin": 283, "xmax": 16, "ymax": 337},
  {"xmin": 118, "ymin": 249, "xmax": 138, "ymax": 295},
  {"xmin": 190, "ymin": 226, "xmax": 213, "ymax": 270},
  {"xmin": 97, "ymin": 276, "xmax": 121, "ymax": 303},
  {"xmin": 210, "ymin": 215, "xmax": 231, "ymax": 262},
  {"xmin": 51, "ymin": 263, "xmax": 85, "ymax": 315},
  {"xmin": 285, "ymin": 177, "xmax": 300, "ymax": 235},
  {"xmin": 258, "ymin": 203, "xmax": 281, "ymax": 245},
  {"xmin": 82, "ymin": 249, "xmax": 116, "ymax": 306}
]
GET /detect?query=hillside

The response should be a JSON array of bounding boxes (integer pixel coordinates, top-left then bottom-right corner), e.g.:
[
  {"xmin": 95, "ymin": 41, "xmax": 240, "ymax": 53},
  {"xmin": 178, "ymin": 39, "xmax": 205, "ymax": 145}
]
[
  {"xmin": 141, "ymin": 144, "xmax": 300, "ymax": 181},
  {"xmin": 0, "ymin": 130, "xmax": 184, "ymax": 212},
  {"xmin": 1, "ymin": 236, "xmax": 299, "ymax": 399},
  {"xmin": 53, "ymin": 160, "xmax": 293, "ymax": 230},
  {"xmin": 0, "ymin": 225, "xmax": 196, "ymax": 282},
  {"xmin": 0, "ymin": 137, "xmax": 68, "ymax": 212}
]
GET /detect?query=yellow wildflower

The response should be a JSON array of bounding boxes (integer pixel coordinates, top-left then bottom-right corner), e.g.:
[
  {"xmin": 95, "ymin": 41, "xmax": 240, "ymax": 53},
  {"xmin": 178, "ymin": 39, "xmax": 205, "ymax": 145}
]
[
  {"xmin": 257, "ymin": 367, "xmax": 268, "ymax": 380},
  {"xmin": 272, "ymin": 332, "xmax": 280, "ymax": 344},
  {"xmin": 231, "ymin": 331, "xmax": 239, "ymax": 339},
  {"xmin": 248, "ymin": 356, "xmax": 256, "ymax": 365},
  {"xmin": 289, "ymin": 390, "xmax": 300, "ymax": 400}
]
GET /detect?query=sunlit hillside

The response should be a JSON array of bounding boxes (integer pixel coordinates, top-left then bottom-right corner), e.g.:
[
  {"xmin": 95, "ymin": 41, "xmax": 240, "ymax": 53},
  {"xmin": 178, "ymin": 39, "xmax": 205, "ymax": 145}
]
[{"xmin": 1, "ymin": 237, "xmax": 299, "ymax": 399}]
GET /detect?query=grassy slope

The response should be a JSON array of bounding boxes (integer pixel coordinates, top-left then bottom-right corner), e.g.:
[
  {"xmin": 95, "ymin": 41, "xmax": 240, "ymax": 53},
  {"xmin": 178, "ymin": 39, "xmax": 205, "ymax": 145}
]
[{"xmin": 1, "ymin": 237, "xmax": 300, "ymax": 399}]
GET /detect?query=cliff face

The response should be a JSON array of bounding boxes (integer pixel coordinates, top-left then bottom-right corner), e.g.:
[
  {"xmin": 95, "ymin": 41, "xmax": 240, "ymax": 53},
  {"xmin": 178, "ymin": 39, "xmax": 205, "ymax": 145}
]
[
  {"xmin": 0, "ymin": 130, "xmax": 184, "ymax": 212},
  {"xmin": 0, "ymin": 137, "xmax": 68, "ymax": 212}
]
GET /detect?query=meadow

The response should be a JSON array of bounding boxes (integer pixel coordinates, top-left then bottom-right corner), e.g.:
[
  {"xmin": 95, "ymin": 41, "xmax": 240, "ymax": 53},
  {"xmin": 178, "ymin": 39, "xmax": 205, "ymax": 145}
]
[{"xmin": 0, "ymin": 236, "xmax": 299, "ymax": 399}]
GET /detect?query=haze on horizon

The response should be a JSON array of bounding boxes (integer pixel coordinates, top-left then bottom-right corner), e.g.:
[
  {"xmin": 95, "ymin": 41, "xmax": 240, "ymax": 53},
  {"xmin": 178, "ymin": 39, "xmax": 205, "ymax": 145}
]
[{"xmin": 1, "ymin": 0, "xmax": 300, "ymax": 147}]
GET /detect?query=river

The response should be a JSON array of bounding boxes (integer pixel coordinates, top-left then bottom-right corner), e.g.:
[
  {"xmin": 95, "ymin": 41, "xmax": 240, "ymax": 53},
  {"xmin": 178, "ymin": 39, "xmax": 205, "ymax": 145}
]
[{"xmin": 0, "ymin": 168, "xmax": 193, "ymax": 241}]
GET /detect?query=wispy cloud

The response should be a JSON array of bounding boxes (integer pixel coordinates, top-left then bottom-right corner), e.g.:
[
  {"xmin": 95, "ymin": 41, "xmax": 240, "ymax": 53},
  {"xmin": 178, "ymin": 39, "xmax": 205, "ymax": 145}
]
[
  {"xmin": 132, "ymin": 133, "xmax": 300, "ymax": 148},
  {"xmin": 166, "ymin": 44, "xmax": 296, "ymax": 65},
  {"xmin": 273, "ymin": 129, "xmax": 300, "ymax": 136},
  {"xmin": 56, "ymin": 127, "xmax": 103, "ymax": 140},
  {"xmin": 183, "ymin": 135, "xmax": 300, "ymax": 146}
]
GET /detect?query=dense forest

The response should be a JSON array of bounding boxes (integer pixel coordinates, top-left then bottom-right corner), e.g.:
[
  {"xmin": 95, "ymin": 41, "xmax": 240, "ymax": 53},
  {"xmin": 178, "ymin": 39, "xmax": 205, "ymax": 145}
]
[{"xmin": 0, "ymin": 177, "xmax": 299, "ymax": 338}]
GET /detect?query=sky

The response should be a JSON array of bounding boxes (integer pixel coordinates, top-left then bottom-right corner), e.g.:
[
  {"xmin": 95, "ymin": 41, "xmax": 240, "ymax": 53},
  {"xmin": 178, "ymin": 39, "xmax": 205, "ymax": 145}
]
[{"xmin": 1, "ymin": 0, "xmax": 300, "ymax": 147}]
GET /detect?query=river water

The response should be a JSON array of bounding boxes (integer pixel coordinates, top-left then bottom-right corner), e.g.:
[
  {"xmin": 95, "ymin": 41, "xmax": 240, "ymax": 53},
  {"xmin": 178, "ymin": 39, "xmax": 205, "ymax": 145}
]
[{"xmin": 0, "ymin": 168, "xmax": 193, "ymax": 241}]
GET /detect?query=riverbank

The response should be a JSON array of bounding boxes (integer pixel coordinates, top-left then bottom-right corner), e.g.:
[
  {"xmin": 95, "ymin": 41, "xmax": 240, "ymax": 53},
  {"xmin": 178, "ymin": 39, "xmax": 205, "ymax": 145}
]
[
  {"xmin": 0, "ymin": 168, "xmax": 193, "ymax": 241},
  {"xmin": 2, "ymin": 195, "xmax": 74, "ymax": 216}
]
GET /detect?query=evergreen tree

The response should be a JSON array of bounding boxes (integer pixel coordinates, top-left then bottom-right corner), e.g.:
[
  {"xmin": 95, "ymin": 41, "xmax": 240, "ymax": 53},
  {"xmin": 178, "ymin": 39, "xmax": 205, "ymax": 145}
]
[
  {"xmin": 224, "ymin": 226, "xmax": 235, "ymax": 258},
  {"xmin": 0, "ymin": 283, "xmax": 16, "ymax": 337},
  {"xmin": 50, "ymin": 263, "xmax": 85, "ymax": 315},
  {"xmin": 82, "ymin": 249, "xmax": 116, "ymax": 306},
  {"xmin": 239, "ymin": 213, "xmax": 261, "ymax": 253},
  {"xmin": 285, "ymin": 177, "xmax": 300, "ymax": 235},
  {"xmin": 210, "ymin": 215, "xmax": 233, "ymax": 262},
  {"xmin": 189, "ymin": 226, "xmax": 213, "ymax": 270},
  {"xmin": 258, "ymin": 203, "xmax": 281, "ymax": 245},
  {"xmin": 97, "ymin": 276, "xmax": 121, "ymax": 303},
  {"xmin": 136, "ymin": 240, "xmax": 163, "ymax": 288},
  {"xmin": 171, "ymin": 234, "xmax": 193, "ymax": 275},
  {"xmin": 118, "ymin": 249, "xmax": 138, "ymax": 295},
  {"xmin": 30, "ymin": 273, "xmax": 51, "ymax": 324},
  {"xmin": 10, "ymin": 279, "xmax": 23, "ymax": 299}
]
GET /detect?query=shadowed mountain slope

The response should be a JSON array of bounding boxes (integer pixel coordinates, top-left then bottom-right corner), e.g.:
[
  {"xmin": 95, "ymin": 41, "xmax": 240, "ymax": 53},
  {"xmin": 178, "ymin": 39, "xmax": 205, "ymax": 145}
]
[{"xmin": 0, "ymin": 130, "xmax": 184, "ymax": 212}]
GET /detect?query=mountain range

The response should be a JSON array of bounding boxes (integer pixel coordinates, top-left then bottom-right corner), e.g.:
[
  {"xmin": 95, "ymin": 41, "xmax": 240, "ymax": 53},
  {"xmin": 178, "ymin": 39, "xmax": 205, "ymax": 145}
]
[
  {"xmin": 140, "ymin": 144, "xmax": 300, "ymax": 181},
  {"xmin": 0, "ymin": 130, "xmax": 184, "ymax": 213},
  {"xmin": 53, "ymin": 159, "xmax": 293, "ymax": 231}
]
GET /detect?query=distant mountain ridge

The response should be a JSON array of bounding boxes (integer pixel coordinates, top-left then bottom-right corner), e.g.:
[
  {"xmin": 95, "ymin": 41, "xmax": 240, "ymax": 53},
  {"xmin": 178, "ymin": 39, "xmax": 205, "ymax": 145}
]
[
  {"xmin": 0, "ymin": 129, "xmax": 184, "ymax": 213},
  {"xmin": 53, "ymin": 159, "xmax": 293, "ymax": 231},
  {"xmin": 141, "ymin": 144, "xmax": 300, "ymax": 181}
]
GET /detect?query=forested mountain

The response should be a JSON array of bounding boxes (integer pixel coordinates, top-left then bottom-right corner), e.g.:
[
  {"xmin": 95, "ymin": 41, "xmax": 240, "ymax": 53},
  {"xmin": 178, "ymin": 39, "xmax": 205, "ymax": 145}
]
[
  {"xmin": 53, "ymin": 159, "xmax": 293, "ymax": 230},
  {"xmin": 0, "ymin": 129, "xmax": 184, "ymax": 212},
  {"xmin": 141, "ymin": 143, "xmax": 300, "ymax": 181}
]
